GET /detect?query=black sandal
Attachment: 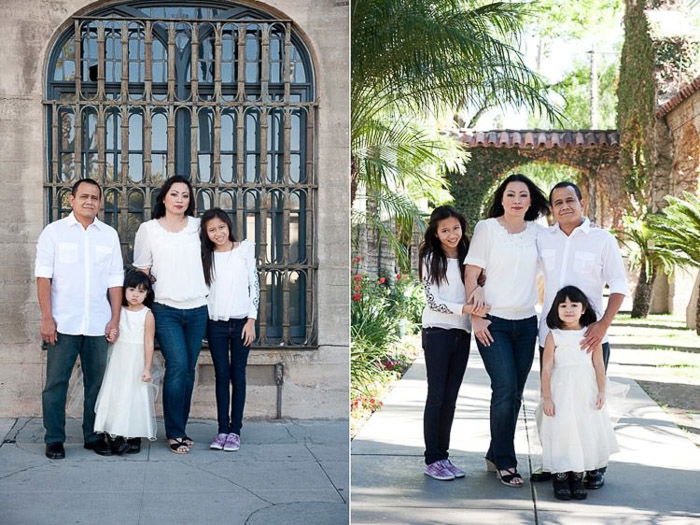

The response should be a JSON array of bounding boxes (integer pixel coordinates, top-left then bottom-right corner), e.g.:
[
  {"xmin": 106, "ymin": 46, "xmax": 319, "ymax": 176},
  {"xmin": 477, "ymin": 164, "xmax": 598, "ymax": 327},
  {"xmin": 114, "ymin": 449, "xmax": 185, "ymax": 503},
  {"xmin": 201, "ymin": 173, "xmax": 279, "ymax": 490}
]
[
  {"xmin": 553, "ymin": 472, "xmax": 571, "ymax": 500},
  {"xmin": 182, "ymin": 436, "xmax": 194, "ymax": 447},
  {"xmin": 496, "ymin": 468, "xmax": 524, "ymax": 488},
  {"xmin": 168, "ymin": 438, "xmax": 189, "ymax": 454}
]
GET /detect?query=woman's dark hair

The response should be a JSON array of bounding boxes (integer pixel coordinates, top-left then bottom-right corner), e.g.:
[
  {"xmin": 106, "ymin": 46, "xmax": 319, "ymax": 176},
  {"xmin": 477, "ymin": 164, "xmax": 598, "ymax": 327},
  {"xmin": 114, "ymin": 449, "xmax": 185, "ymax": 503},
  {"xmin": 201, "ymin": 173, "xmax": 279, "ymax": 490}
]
[
  {"xmin": 152, "ymin": 175, "xmax": 195, "ymax": 219},
  {"xmin": 122, "ymin": 269, "xmax": 154, "ymax": 308},
  {"xmin": 486, "ymin": 173, "xmax": 550, "ymax": 221},
  {"xmin": 200, "ymin": 207, "xmax": 237, "ymax": 287},
  {"xmin": 418, "ymin": 205, "xmax": 470, "ymax": 286},
  {"xmin": 546, "ymin": 285, "xmax": 597, "ymax": 329}
]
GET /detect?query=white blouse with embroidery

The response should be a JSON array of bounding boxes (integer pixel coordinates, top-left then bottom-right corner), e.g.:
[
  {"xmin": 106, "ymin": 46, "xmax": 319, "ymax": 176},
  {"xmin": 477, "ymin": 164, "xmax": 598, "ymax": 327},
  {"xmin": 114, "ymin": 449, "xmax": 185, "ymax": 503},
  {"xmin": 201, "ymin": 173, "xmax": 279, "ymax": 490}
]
[{"xmin": 421, "ymin": 256, "xmax": 471, "ymax": 332}]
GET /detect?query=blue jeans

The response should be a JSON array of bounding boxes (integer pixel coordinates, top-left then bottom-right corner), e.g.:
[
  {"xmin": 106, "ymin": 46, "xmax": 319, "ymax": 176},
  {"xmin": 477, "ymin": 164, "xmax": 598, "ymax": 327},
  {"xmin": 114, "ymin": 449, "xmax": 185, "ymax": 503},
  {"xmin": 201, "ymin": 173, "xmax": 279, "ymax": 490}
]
[
  {"xmin": 152, "ymin": 302, "xmax": 208, "ymax": 439},
  {"xmin": 476, "ymin": 315, "xmax": 537, "ymax": 470},
  {"xmin": 42, "ymin": 334, "xmax": 108, "ymax": 444},
  {"xmin": 422, "ymin": 328, "xmax": 470, "ymax": 465},
  {"xmin": 207, "ymin": 318, "xmax": 251, "ymax": 435}
]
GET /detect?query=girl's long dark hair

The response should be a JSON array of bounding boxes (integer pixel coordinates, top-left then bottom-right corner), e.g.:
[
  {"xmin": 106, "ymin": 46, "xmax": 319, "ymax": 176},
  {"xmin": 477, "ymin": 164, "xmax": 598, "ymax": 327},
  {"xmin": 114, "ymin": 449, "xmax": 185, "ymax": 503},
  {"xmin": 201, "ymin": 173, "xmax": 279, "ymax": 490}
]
[
  {"xmin": 487, "ymin": 173, "xmax": 550, "ymax": 221},
  {"xmin": 200, "ymin": 208, "xmax": 237, "ymax": 287},
  {"xmin": 546, "ymin": 285, "xmax": 597, "ymax": 329},
  {"xmin": 418, "ymin": 205, "xmax": 470, "ymax": 286},
  {"xmin": 152, "ymin": 175, "xmax": 196, "ymax": 219}
]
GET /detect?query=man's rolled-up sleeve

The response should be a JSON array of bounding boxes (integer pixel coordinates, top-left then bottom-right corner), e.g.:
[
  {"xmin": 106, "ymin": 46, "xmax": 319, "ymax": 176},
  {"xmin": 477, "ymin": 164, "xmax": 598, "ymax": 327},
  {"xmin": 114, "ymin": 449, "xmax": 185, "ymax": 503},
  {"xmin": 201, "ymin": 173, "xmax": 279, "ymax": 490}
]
[
  {"xmin": 603, "ymin": 233, "xmax": 628, "ymax": 295},
  {"xmin": 35, "ymin": 227, "xmax": 55, "ymax": 279},
  {"xmin": 107, "ymin": 231, "xmax": 125, "ymax": 288}
]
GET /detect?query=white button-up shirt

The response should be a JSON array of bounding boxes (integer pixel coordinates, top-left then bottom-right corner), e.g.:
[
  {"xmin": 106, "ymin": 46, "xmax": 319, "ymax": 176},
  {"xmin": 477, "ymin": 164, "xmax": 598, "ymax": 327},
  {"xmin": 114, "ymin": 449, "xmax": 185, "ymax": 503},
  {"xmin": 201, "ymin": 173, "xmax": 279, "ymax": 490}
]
[
  {"xmin": 537, "ymin": 218, "xmax": 628, "ymax": 345},
  {"xmin": 35, "ymin": 212, "xmax": 124, "ymax": 336}
]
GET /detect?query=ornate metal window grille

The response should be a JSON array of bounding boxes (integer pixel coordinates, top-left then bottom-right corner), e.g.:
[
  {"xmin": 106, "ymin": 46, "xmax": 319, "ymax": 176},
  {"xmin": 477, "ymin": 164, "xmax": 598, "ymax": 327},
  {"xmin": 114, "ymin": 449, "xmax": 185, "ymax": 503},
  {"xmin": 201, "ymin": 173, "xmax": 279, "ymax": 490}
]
[{"xmin": 44, "ymin": 2, "xmax": 318, "ymax": 349}]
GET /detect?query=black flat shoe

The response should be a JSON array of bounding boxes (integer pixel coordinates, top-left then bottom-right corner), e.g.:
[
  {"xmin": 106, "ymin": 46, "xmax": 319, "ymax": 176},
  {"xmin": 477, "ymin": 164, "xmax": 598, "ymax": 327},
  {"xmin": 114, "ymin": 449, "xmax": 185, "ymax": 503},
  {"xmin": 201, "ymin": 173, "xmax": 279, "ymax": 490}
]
[
  {"xmin": 126, "ymin": 438, "xmax": 141, "ymax": 454},
  {"xmin": 84, "ymin": 439, "xmax": 112, "ymax": 456},
  {"xmin": 110, "ymin": 436, "xmax": 130, "ymax": 456},
  {"xmin": 585, "ymin": 468, "xmax": 605, "ymax": 489},
  {"xmin": 552, "ymin": 472, "xmax": 571, "ymax": 500},
  {"xmin": 570, "ymin": 472, "xmax": 588, "ymax": 500},
  {"xmin": 530, "ymin": 468, "xmax": 552, "ymax": 482},
  {"xmin": 45, "ymin": 442, "xmax": 65, "ymax": 460}
]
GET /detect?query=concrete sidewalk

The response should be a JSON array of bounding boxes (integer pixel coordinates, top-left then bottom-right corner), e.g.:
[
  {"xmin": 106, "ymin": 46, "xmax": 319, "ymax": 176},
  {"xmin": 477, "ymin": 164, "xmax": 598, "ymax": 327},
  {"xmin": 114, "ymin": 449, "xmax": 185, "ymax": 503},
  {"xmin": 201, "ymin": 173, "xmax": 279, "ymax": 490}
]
[
  {"xmin": 0, "ymin": 418, "xmax": 348, "ymax": 525},
  {"xmin": 351, "ymin": 348, "xmax": 700, "ymax": 524}
]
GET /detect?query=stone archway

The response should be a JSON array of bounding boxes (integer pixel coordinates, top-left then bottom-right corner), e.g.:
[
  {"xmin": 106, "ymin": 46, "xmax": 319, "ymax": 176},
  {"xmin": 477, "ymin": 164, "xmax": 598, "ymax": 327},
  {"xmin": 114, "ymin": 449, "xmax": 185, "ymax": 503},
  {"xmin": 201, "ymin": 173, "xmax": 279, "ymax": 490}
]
[{"xmin": 446, "ymin": 129, "xmax": 622, "ymax": 230}]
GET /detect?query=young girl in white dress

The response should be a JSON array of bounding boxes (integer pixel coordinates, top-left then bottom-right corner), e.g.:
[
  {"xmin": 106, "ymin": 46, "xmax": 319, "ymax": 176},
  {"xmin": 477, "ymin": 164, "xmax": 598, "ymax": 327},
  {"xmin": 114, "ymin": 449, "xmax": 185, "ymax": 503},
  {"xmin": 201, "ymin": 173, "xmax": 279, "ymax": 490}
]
[
  {"xmin": 538, "ymin": 285, "xmax": 619, "ymax": 500},
  {"xmin": 94, "ymin": 270, "xmax": 157, "ymax": 454},
  {"xmin": 200, "ymin": 208, "xmax": 259, "ymax": 452}
]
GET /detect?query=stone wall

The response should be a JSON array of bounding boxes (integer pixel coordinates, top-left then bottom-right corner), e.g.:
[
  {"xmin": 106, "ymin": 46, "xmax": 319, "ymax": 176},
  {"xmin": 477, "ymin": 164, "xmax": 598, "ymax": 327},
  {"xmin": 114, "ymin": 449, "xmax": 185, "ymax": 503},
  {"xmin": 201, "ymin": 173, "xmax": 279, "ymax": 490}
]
[
  {"xmin": 0, "ymin": 0, "xmax": 349, "ymax": 419},
  {"xmin": 659, "ymin": 83, "xmax": 700, "ymax": 324}
]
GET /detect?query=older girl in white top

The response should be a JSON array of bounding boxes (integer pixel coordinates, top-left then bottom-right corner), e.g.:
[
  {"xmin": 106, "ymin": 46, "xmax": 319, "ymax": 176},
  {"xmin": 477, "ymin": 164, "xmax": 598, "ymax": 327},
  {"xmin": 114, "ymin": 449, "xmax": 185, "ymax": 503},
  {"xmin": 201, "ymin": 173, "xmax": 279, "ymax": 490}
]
[
  {"xmin": 200, "ymin": 208, "xmax": 259, "ymax": 452},
  {"xmin": 419, "ymin": 206, "xmax": 488, "ymax": 481},
  {"xmin": 133, "ymin": 175, "xmax": 208, "ymax": 454},
  {"xmin": 464, "ymin": 173, "xmax": 550, "ymax": 487}
]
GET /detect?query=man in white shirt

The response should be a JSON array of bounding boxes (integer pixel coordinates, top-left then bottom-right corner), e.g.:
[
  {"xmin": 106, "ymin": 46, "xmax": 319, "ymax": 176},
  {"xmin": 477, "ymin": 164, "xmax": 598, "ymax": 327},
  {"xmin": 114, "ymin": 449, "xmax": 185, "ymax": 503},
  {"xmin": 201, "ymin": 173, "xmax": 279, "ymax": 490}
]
[
  {"xmin": 534, "ymin": 181, "xmax": 628, "ymax": 488},
  {"xmin": 35, "ymin": 178, "xmax": 124, "ymax": 459}
]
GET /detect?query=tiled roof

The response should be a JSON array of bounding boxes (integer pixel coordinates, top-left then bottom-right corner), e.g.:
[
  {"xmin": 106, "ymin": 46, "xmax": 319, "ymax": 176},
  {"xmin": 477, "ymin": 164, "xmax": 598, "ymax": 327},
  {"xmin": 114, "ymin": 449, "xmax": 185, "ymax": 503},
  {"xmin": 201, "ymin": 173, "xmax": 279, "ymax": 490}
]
[
  {"xmin": 450, "ymin": 129, "xmax": 620, "ymax": 149},
  {"xmin": 656, "ymin": 74, "xmax": 700, "ymax": 118}
]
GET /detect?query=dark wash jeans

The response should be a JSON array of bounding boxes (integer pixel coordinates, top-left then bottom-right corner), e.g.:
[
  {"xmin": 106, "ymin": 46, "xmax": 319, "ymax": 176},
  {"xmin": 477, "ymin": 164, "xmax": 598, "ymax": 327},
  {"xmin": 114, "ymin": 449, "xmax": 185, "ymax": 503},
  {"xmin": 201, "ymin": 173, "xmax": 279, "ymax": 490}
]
[
  {"xmin": 151, "ymin": 302, "xmax": 208, "ymax": 439},
  {"xmin": 476, "ymin": 315, "xmax": 537, "ymax": 470},
  {"xmin": 42, "ymin": 333, "xmax": 108, "ymax": 444},
  {"xmin": 422, "ymin": 327, "xmax": 470, "ymax": 465},
  {"xmin": 206, "ymin": 318, "xmax": 251, "ymax": 435}
]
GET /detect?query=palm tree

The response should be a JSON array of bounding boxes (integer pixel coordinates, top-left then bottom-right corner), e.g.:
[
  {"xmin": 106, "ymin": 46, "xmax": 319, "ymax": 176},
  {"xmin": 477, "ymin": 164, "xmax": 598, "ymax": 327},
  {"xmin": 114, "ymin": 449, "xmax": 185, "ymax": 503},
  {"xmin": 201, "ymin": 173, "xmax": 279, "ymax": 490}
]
[
  {"xmin": 649, "ymin": 193, "xmax": 700, "ymax": 333},
  {"xmin": 352, "ymin": 0, "xmax": 560, "ymax": 263}
]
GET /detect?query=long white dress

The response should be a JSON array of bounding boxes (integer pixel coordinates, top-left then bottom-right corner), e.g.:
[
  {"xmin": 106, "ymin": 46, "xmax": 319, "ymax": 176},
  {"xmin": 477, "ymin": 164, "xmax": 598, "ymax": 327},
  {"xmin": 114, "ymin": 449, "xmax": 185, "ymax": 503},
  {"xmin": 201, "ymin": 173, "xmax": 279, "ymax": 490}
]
[
  {"xmin": 94, "ymin": 307, "xmax": 157, "ymax": 440},
  {"xmin": 537, "ymin": 328, "xmax": 619, "ymax": 473}
]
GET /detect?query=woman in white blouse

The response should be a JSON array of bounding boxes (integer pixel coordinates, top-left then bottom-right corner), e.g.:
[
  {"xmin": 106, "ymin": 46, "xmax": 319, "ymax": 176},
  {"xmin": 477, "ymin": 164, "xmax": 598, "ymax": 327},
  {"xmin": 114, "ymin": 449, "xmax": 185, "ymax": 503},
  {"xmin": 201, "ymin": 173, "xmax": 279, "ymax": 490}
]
[
  {"xmin": 133, "ymin": 176, "xmax": 208, "ymax": 454},
  {"xmin": 200, "ymin": 208, "xmax": 259, "ymax": 452},
  {"xmin": 464, "ymin": 173, "xmax": 550, "ymax": 487}
]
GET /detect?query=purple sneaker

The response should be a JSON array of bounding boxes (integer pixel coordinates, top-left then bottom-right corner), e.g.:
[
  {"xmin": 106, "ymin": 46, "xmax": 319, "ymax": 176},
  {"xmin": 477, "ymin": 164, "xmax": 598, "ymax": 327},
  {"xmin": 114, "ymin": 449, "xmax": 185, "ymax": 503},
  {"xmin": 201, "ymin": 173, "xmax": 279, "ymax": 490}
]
[
  {"xmin": 210, "ymin": 433, "xmax": 227, "ymax": 450},
  {"xmin": 424, "ymin": 460, "xmax": 455, "ymax": 480},
  {"xmin": 442, "ymin": 459, "xmax": 465, "ymax": 478},
  {"xmin": 223, "ymin": 433, "xmax": 240, "ymax": 452}
]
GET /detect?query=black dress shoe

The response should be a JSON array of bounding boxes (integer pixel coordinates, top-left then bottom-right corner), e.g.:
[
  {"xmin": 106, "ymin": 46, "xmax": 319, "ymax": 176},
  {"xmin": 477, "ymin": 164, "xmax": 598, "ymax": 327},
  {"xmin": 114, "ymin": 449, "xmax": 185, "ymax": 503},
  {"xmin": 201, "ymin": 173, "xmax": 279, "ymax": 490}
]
[
  {"xmin": 84, "ymin": 439, "xmax": 112, "ymax": 456},
  {"xmin": 552, "ymin": 472, "xmax": 571, "ymax": 500},
  {"xmin": 530, "ymin": 468, "xmax": 552, "ymax": 482},
  {"xmin": 126, "ymin": 438, "xmax": 141, "ymax": 454},
  {"xmin": 585, "ymin": 468, "xmax": 605, "ymax": 489},
  {"xmin": 110, "ymin": 436, "xmax": 130, "ymax": 456},
  {"xmin": 45, "ymin": 442, "xmax": 65, "ymax": 459},
  {"xmin": 569, "ymin": 472, "xmax": 588, "ymax": 500}
]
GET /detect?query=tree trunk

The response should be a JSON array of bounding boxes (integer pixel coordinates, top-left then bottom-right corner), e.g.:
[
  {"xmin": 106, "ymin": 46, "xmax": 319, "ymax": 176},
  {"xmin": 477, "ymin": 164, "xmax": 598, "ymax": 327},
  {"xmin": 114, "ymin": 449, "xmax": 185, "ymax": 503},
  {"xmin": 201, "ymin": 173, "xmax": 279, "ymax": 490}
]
[{"xmin": 631, "ymin": 260, "xmax": 658, "ymax": 318}]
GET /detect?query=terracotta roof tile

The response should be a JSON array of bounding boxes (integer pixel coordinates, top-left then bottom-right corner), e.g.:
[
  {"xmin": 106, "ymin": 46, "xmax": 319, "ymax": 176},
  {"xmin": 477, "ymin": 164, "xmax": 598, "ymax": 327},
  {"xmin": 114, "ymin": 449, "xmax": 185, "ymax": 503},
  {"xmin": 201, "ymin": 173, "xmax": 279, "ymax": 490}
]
[
  {"xmin": 450, "ymin": 129, "xmax": 620, "ymax": 149},
  {"xmin": 656, "ymin": 74, "xmax": 700, "ymax": 118}
]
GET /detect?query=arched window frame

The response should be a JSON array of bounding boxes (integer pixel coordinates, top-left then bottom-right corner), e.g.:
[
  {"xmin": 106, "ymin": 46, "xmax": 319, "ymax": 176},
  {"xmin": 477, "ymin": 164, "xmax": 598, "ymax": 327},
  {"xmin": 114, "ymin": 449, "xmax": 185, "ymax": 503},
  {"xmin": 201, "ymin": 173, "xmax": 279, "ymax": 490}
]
[{"xmin": 44, "ymin": 1, "xmax": 317, "ymax": 349}]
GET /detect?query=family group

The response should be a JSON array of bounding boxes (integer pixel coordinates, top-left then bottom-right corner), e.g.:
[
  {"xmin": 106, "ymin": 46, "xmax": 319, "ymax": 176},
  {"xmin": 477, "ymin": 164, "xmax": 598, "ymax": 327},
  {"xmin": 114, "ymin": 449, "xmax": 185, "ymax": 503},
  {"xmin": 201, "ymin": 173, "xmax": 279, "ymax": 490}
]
[
  {"xmin": 36, "ymin": 175, "xmax": 259, "ymax": 459},
  {"xmin": 419, "ymin": 174, "xmax": 628, "ymax": 501}
]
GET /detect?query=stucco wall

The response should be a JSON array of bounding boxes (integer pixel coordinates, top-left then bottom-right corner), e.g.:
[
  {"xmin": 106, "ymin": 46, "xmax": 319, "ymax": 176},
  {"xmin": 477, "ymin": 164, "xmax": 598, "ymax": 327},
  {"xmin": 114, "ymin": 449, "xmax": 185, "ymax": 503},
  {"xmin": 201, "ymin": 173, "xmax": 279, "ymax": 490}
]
[{"xmin": 0, "ymin": 0, "xmax": 349, "ymax": 419}]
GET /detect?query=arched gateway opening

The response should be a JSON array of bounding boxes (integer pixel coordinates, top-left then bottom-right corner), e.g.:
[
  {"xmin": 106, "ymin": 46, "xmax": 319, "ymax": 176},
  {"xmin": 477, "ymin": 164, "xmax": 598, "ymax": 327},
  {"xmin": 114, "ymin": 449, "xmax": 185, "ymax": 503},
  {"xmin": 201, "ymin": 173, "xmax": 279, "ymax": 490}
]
[{"xmin": 447, "ymin": 129, "xmax": 622, "ymax": 230}]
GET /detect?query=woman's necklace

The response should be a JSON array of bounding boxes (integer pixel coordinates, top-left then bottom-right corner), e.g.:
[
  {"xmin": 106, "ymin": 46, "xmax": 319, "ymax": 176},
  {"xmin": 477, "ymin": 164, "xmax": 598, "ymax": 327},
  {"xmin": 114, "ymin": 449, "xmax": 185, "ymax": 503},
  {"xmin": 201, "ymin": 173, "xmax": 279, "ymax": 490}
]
[{"xmin": 497, "ymin": 216, "xmax": 526, "ymax": 234}]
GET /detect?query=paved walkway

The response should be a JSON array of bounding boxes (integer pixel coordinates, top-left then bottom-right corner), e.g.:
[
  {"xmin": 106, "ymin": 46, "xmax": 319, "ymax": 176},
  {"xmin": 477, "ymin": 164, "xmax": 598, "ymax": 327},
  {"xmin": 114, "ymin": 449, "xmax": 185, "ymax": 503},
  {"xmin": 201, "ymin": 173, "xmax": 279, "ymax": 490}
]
[
  {"xmin": 0, "ymin": 418, "xmax": 348, "ymax": 525},
  {"xmin": 351, "ymin": 343, "xmax": 700, "ymax": 524}
]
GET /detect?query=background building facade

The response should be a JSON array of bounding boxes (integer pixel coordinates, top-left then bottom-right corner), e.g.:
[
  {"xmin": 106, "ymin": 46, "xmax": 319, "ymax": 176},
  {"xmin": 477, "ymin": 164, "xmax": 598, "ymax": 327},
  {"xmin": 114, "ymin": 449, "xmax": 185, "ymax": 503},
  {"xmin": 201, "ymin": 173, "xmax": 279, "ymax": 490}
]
[{"xmin": 0, "ymin": 0, "xmax": 349, "ymax": 419}]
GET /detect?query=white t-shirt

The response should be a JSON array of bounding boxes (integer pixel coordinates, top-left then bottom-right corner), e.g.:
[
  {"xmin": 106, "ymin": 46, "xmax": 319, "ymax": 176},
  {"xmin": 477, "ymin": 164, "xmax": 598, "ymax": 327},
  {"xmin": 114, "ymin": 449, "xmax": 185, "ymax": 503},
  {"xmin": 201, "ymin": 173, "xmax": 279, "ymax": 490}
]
[
  {"xmin": 132, "ymin": 217, "xmax": 207, "ymax": 309},
  {"xmin": 421, "ymin": 256, "xmax": 471, "ymax": 332},
  {"xmin": 464, "ymin": 218, "xmax": 543, "ymax": 320},
  {"xmin": 207, "ymin": 239, "xmax": 259, "ymax": 321},
  {"xmin": 537, "ymin": 218, "xmax": 628, "ymax": 345}
]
